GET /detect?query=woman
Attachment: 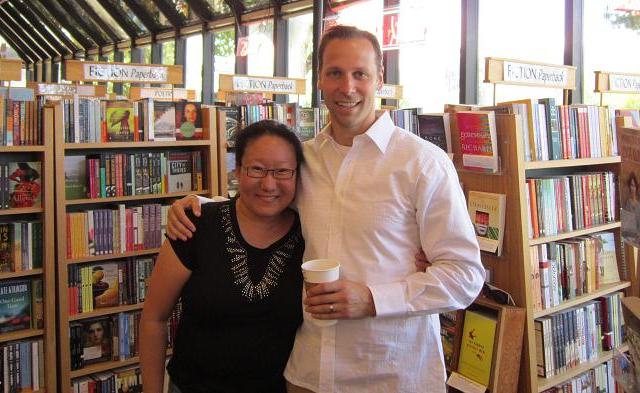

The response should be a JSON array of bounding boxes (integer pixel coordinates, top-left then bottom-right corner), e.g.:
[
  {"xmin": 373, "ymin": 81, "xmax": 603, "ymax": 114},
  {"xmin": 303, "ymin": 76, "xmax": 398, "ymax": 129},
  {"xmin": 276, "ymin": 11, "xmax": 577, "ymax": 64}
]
[{"xmin": 140, "ymin": 120, "xmax": 305, "ymax": 393}]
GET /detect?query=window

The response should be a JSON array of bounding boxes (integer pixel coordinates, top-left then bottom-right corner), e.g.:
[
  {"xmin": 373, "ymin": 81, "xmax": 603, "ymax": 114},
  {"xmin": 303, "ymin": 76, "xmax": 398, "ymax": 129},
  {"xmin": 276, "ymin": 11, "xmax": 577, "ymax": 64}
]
[
  {"xmin": 477, "ymin": 0, "xmax": 565, "ymax": 105},
  {"xmin": 162, "ymin": 40, "xmax": 175, "ymax": 65},
  {"xmin": 324, "ymin": 0, "xmax": 383, "ymax": 37},
  {"xmin": 214, "ymin": 28, "xmax": 236, "ymax": 93},
  {"xmin": 247, "ymin": 19, "xmax": 274, "ymax": 77},
  {"xmin": 185, "ymin": 33, "xmax": 204, "ymax": 101},
  {"xmin": 287, "ymin": 12, "xmax": 313, "ymax": 106},
  {"xmin": 398, "ymin": 1, "xmax": 460, "ymax": 111},
  {"xmin": 583, "ymin": 1, "xmax": 640, "ymax": 108}
]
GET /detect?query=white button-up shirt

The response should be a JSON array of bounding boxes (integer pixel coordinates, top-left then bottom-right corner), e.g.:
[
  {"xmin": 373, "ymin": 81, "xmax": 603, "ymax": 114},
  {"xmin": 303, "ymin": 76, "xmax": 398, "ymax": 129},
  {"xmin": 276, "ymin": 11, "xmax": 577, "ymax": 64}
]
[{"xmin": 283, "ymin": 112, "xmax": 485, "ymax": 393}]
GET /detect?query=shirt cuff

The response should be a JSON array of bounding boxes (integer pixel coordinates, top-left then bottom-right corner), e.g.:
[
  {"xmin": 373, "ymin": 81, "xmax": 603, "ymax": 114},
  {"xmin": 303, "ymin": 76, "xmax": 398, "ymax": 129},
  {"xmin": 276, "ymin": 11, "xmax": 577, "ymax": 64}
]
[
  {"xmin": 195, "ymin": 195, "xmax": 220, "ymax": 204},
  {"xmin": 368, "ymin": 282, "xmax": 409, "ymax": 318}
]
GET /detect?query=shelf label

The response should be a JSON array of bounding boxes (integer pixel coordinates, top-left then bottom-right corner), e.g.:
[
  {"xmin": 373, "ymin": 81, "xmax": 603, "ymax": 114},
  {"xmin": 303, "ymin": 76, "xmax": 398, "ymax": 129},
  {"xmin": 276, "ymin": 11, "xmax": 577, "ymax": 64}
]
[
  {"xmin": 83, "ymin": 63, "xmax": 169, "ymax": 83},
  {"xmin": 232, "ymin": 76, "xmax": 297, "ymax": 93},
  {"xmin": 503, "ymin": 61, "xmax": 568, "ymax": 87},
  {"xmin": 376, "ymin": 84, "xmax": 398, "ymax": 99},
  {"xmin": 609, "ymin": 74, "xmax": 640, "ymax": 93},
  {"xmin": 138, "ymin": 88, "xmax": 190, "ymax": 100},
  {"xmin": 31, "ymin": 83, "xmax": 102, "ymax": 96}
]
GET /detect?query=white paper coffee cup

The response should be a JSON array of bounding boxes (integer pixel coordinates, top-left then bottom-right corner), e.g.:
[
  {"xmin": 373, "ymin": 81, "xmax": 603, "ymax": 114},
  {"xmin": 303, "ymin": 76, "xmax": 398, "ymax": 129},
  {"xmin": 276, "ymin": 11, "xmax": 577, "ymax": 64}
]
[{"xmin": 301, "ymin": 259, "xmax": 340, "ymax": 327}]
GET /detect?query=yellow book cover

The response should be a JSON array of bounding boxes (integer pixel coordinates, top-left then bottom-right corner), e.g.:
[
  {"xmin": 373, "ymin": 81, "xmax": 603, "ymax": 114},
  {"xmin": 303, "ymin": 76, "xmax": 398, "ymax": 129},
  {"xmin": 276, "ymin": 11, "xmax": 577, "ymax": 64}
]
[
  {"xmin": 467, "ymin": 191, "xmax": 506, "ymax": 256},
  {"xmin": 457, "ymin": 309, "xmax": 497, "ymax": 387}
]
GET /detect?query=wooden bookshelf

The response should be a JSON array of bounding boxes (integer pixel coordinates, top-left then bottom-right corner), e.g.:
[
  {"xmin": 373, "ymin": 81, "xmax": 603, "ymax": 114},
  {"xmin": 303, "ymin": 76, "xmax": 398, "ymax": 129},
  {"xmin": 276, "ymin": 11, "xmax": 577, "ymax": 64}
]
[
  {"xmin": 52, "ymin": 95, "xmax": 219, "ymax": 389},
  {"xmin": 451, "ymin": 111, "xmax": 626, "ymax": 393},
  {"xmin": 536, "ymin": 344, "xmax": 629, "ymax": 391},
  {"xmin": 533, "ymin": 281, "xmax": 630, "ymax": 318},
  {"xmin": 0, "ymin": 104, "xmax": 57, "ymax": 392}
]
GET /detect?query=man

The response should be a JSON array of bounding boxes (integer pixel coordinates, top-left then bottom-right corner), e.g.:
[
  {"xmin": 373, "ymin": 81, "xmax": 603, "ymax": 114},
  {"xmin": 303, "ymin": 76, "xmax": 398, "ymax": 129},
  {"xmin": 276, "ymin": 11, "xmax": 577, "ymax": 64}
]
[{"xmin": 166, "ymin": 25, "xmax": 484, "ymax": 392}]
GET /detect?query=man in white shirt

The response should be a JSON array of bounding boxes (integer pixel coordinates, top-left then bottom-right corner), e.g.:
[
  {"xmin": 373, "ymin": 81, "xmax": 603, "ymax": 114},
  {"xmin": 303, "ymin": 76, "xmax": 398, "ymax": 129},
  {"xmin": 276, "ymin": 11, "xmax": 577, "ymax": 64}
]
[{"xmin": 166, "ymin": 25, "xmax": 484, "ymax": 393}]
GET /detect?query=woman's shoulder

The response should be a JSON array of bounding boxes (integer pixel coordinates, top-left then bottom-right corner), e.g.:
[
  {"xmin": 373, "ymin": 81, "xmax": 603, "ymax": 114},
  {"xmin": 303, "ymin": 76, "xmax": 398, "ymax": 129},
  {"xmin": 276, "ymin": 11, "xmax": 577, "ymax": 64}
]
[{"xmin": 192, "ymin": 199, "xmax": 232, "ymax": 228}]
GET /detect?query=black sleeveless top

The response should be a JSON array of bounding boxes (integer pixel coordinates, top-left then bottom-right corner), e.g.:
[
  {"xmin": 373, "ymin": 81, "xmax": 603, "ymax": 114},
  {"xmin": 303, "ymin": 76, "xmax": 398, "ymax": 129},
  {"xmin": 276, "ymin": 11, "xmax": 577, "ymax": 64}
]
[{"xmin": 167, "ymin": 199, "xmax": 304, "ymax": 393}]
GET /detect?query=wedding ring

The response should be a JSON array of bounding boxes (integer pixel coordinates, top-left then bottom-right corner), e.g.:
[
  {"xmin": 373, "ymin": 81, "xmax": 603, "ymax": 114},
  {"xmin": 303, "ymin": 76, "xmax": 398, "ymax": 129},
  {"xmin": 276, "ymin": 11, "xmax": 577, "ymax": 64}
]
[{"xmin": 329, "ymin": 304, "xmax": 335, "ymax": 313}]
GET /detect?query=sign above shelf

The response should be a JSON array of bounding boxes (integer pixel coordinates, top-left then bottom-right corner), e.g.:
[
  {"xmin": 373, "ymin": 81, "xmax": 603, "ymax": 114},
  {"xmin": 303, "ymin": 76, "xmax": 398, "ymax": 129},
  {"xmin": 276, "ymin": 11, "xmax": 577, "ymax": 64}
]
[{"xmin": 64, "ymin": 60, "xmax": 183, "ymax": 84}]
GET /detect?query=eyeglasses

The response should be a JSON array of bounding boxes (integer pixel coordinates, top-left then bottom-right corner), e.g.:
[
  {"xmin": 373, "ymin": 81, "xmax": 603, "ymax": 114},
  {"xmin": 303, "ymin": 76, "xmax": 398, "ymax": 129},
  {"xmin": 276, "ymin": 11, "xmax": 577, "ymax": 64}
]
[
  {"xmin": 482, "ymin": 283, "xmax": 516, "ymax": 306},
  {"xmin": 243, "ymin": 166, "xmax": 296, "ymax": 180}
]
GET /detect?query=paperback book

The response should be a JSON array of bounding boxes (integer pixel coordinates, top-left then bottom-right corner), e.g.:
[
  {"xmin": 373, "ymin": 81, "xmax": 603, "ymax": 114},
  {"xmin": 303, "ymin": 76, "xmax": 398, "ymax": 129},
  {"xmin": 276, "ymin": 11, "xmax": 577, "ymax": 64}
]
[
  {"xmin": 457, "ymin": 309, "xmax": 498, "ymax": 387},
  {"xmin": 153, "ymin": 101, "xmax": 177, "ymax": 141},
  {"xmin": 456, "ymin": 111, "xmax": 499, "ymax": 173},
  {"xmin": 0, "ymin": 279, "xmax": 32, "ymax": 333},
  {"xmin": 417, "ymin": 113, "xmax": 452, "ymax": 154},
  {"xmin": 105, "ymin": 101, "xmax": 135, "ymax": 142},
  {"xmin": 7, "ymin": 161, "xmax": 42, "ymax": 208},
  {"xmin": 175, "ymin": 101, "xmax": 203, "ymax": 140},
  {"xmin": 467, "ymin": 191, "xmax": 506, "ymax": 256}
]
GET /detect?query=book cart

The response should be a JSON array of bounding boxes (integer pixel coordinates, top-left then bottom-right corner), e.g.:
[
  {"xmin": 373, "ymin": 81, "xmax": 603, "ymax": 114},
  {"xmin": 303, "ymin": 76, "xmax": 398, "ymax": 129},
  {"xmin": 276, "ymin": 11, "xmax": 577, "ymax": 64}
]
[
  {"xmin": 596, "ymin": 70, "xmax": 640, "ymax": 298},
  {"xmin": 0, "ymin": 58, "xmax": 56, "ymax": 392},
  {"xmin": 53, "ymin": 60, "xmax": 219, "ymax": 392},
  {"xmin": 215, "ymin": 74, "xmax": 307, "ymax": 197},
  {"xmin": 449, "ymin": 57, "xmax": 630, "ymax": 393}
]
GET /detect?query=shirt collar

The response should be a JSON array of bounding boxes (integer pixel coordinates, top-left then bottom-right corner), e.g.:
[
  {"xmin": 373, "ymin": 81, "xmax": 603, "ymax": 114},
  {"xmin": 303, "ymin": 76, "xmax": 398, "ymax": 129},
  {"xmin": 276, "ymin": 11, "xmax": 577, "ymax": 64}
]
[{"xmin": 313, "ymin": 111, "xmax": 395, "ymax": 154}]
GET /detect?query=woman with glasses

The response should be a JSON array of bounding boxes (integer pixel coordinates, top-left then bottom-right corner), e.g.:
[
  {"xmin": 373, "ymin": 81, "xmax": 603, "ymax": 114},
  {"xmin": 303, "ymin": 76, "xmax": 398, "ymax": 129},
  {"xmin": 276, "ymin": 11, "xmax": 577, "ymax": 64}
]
[{"xmin": 140, "ymin": 120, "xmax": 305, "ymax": 393}]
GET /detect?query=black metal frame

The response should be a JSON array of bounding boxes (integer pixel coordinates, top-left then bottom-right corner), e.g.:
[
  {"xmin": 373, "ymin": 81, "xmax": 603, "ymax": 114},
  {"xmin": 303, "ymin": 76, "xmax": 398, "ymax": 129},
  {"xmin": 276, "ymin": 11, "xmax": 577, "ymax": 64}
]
[
  {"xmin": 2, "ymin": 2, "xmax": 62, "ymax": 58},
  {"xmin": 0, "ymin": 6, "xmax": 50, "ymax": 59},
  {"xmin": 9, "ymin": 0, "xmax": 71, "ymax": 56},
  {"xmin": 32, "ymin": 0, "xmax": 95, "ymax": 50},
  {"xmin": 123, "ymin": 0, "xmax": 164, "ymax": 33},
  {"xmin": 0, "ymin": 23, "xmax": 34, "ymax": 63},
  {"xmin": 95, "ymin": 0, "xmax": 140, "ymax": 40},
  {"xmin": 24, "ymin": 0, "xmax": 83, "ymax": 52},
  {"xmin": 186, "ymin": 0, "xmax": 216, "ymax": 20},
  {"xmin": 73, "ymin": 0, "xmax": 124, "ymax": 43},
  {"xmin": 54, "ymin": 0, "xmax": 111, "ymax": 46},
  {"xmin": 153, "ymin": 0, "xmax": 187, "ymax": 28}
]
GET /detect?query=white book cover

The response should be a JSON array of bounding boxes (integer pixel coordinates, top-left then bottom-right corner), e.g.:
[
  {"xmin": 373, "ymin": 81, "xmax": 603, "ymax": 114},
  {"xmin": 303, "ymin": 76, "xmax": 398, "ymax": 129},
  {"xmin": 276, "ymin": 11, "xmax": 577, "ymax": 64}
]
[{"xmin": 467, "ymin": 191, "xmax": 507, "ymax": 256}]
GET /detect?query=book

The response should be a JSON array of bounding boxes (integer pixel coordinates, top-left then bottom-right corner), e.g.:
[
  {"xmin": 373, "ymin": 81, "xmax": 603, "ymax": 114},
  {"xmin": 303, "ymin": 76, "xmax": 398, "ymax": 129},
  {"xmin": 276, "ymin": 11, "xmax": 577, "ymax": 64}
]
[
  {"xmin": 457, "ymin": 308, "xmax": 498, "ymax": 387},
  {"xmin": 592, "ymin": 232, "xmax": 620, "ymax": 285},
  {"xmin": 105, "ymin": 101, "xmax": 135, "ymax": 142},
  {"xmin": 175, "ymin": 102, "xmax": 203, "ymax": 140},
  {"xmin": 0, "ymin": 224, "xmax": 12, "ymax": 272},
  {"xmin": 167, "ymin": 152, "xmax": 193, "ymax": 193},
  {"xmin": 79, "ymin": 316, "xmax": 113, "ymax": 365},
  {"xmin": 467, "ymin": 191, "xmax": 507, "ymax": 256},
  {"xmin": 416, "ymin": 113, "xmax": 451, "ymax": 153},
  {"xmin": 64, "ymin": 156, "xmax": 87, "ymax": 199},
  {"xmin": 153, "ymin": 101, "xmax": 176, "ymax": 141},
  {"xmin": 0, "ymin": 279, "xmax": 32, "ymax": 333},
  {"xmin": 456, "ymin": 111, "xmax": 499, "ymax": 173},
  {"xmin": 7, "ymin": 162, "xmax": 41, "ymax": 208},
  {"xmin": 296, "ymin": 108, "xmax": 316, "ymax": 142},
  {"xmin": 217, "ymin": 106, "xmax": 240, "ymax": 147},
  {"xmin": 91, "ymin": 262, "xmax": 120, "ymax": 309}
]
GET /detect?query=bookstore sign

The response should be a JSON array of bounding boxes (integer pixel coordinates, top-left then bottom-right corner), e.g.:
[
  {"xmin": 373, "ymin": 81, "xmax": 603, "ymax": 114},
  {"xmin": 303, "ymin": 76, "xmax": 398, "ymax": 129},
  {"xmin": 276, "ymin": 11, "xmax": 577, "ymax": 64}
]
[
  {"xmin": 609, "ymin": 74, "xmax": 640, "ymax": 93},
  {"xmin": 232, "ymin": 76, "xmax": 297, "ymax": 94},
  {"xmin": 503, "ymin": 61, "xmax": 568, "ymax": 88},
  {"xmin": 83, "ymin": 64, "xmax": 169, "ymax": 83}
]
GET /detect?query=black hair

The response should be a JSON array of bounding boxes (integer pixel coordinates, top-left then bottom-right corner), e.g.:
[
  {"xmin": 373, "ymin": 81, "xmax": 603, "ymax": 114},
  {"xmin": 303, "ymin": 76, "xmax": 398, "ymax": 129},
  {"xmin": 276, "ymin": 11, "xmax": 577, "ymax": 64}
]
[{"xmin": 234, "ymin": 120, "xmax": 305, "ymax": 171}]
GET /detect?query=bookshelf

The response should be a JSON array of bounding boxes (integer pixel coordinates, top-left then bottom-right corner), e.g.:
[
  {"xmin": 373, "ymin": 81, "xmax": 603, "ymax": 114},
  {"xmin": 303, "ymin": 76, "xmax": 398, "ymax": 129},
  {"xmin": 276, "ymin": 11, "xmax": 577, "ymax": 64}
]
[
  {"xmin": 0, "ymin": 62, "xmax": 57, "ymax": 392},
  {"xmin": 52, "ymin": 61, "xmax": 218, "ymax": 392},
  {"xmin": 448, "ymin": 57, "xmax": 629, "ymax": 393}
]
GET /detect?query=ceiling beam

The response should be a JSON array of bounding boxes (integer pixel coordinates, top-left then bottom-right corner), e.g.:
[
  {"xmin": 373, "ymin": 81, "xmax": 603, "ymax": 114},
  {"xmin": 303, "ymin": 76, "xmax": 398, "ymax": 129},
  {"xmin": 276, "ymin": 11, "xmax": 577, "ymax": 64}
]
[
  {"xmin": 123, "ymin": 0, "xmax": 162, "ymax": 33},
  {"xmin": 54, "ymin": 0, "xmax": 110, "ymax": 47},
  {"xmin": 185, "ymin": 0, "xmax": 214, "ymax": 21},
  {"xmin": 0, "ymin": 18, "xmax": 40, "ymax": 62},
  {"xmin": 9, "ymin": 0, "xmax": 71, "ymax": 55},
  {"xmin": 73, "ymin": 0, "xmax": 123, "ymax": 44},
  {"xmin": 25, "ymin": 0, "xmax": 82, "ymax": 52},
  {"xmin": 32, "ymin": 0, "xmax": 95, "ymax": 50},
  {"xmin": 0, "ymin": 27, "xmax": 33, "ymax": 63},
  {"xmin": 152, "ymin": 0, "xmax": 185, "ymax": 29},
  {"xmin": 0, "ymin": 6, "xmax": 50, "ymax": 59},
  {"xmin": 95, "ymin": 0, "xmax": 139, "ymax": 40},
  {"xmin": 225, "ymin": 0, "xmax": 246, "ymax": 28},
  {"xmin": 2, "ymin": 2, "xmax": 62, "ymax": 57}
]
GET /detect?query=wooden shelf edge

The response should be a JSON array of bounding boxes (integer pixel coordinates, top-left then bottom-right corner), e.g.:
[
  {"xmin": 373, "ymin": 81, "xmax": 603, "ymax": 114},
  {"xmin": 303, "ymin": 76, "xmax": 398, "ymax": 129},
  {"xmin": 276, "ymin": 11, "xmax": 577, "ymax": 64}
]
[
  {"xmin": 525, "ymin": 156, "xmax": 621, "ymax": 170},
  {"xmin": 70, "ymin": 348, "xmax": 173, "ymax": 379},
  {"xmin": 68, "ymin": 303, "xmax": 143, "ymax": 321},
  {"xmin": 0, "ymin": 207, "xmax": 44, "ymax": 216},
  {"xmin": 0, "ymin": 328, "xmax": 45, "ymax": 343},
  {"xmin": 537, "ymin": 343, "xmax": 629, "ymax": 391},
  {"xmin": 529, "ymin": 222, "xmax": 621, "ymax": 246},
  {"xmin": 0, "ymin": 268, "xmax": 44, "ymax": 280},
  {"xmin": 64, "ymin": 140, "xmax": 212, "ymax": 150},
  {"xmin": 0, "ymin": 146, "xmax": 46, "ymax": 152},
  {"xmin": 65, "ymin": 248, "xmax": 161, "ymax": 265},
  {"xmin": 66, "ymin": 190, "xmax": 209, "ymax": 205},
  {"xmin": 534, "ymin": 281, "xmax": 630, "ymax": 319}
]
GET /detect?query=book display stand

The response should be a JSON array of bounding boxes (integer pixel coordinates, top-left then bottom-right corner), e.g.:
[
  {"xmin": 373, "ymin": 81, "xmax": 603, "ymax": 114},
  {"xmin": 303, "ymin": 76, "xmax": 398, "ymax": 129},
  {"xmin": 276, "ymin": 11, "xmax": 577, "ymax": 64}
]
[{"xmin": 0, "ymin": 58, "xmax": 57, "ymax": 392}]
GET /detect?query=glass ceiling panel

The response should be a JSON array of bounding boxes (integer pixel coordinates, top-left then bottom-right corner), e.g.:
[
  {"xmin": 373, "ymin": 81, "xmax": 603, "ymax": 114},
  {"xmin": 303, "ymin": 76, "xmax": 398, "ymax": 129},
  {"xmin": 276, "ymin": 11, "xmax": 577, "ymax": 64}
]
[
  {"xmin": 106, "ymin": 0, "xmax": 149, "ymax": 36},
  {"xmin": 46, "ymin": 0, "xmax": 99, "ymax": 46},
  {"xmin": 29, "ymin": 0, "xmax": 84, "ymax": 49},
  {"xmin": 63, "ymin": 0, "xmax": 113, "ymax": 43},
  {"xmin": 242, "ymin": 0, "xmax": 272, "ymax": 11},
  {"xmin": 203, "ymin": 0, "xmax": 232, "ymax": 16},
  {"xmin": 132, "ymin": 0, "xmax": 173, "ymax": 29},
  {"xmin": 85, "ymin": 0, "xmax": 130, "ymax": 40},
  {"xmin": 5, "ymin": 3, "xmax": 63, "ymax": 55},
  {"xmin": 172, "ymin": 0, "xmax": 200, "ymax": 23}
]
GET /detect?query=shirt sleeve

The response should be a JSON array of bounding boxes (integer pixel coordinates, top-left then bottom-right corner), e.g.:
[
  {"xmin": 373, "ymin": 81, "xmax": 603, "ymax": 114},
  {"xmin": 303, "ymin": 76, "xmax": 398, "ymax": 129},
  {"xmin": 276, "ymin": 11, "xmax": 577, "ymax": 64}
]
[
  {"xmin": 168, "ymin": 209, "xmax": 202, "ymax": 271},
  {"xmin": 196, "ymin": 195, "xmax": 227, "ymax": 204},
  {"xmin": 369, "ymin": 154, "xmax": 486, "ymax": 317}
]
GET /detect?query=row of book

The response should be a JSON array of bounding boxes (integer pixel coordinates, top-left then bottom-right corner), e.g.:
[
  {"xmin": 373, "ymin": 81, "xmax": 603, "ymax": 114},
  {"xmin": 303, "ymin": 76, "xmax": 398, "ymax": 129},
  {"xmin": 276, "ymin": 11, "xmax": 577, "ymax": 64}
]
[
  {"xmin": 389, "ymin": 109, "xmax": 453, "ymax": 155},
  {"xmin": 0, "ymin": 339, "xmax": 45, "ymax": 392},
  {"xmin": 0, "ymin": 221, "xmax": 43, "ymax": 272},
  {"xmin": 526, "ymin": 172, "xmax": 616, "ymax": 239},
  {"xmin": 0, "ymin": 162, "xmax": 42, "ymax": 209},
  {"xmin": 71, "ymin": 365, "xmax": 142, "ymax": 393},
  {"xmin": 540, "ymin": 359, "xmax": 617, "ymax": 393},
  {"xmin": 60, "ymin": 98, "xmax": 205, "ymax": 143},
  {"xmin": 534, "ymin": 292, "xmax": 624, "ymax": 378},
  {"xmin": 65, "ymin": 204, "xmax": 168, "ymax": 259},
  {"xmin": 0, "ymin": 88, "xmax": 40, "ymax": 146},
  {"xmin": 68, "ymin": 257, "xmax": 156, "ymax": 315},
  {"xmin": 530, "ymin": 232, "xmax": 620, "ymax": 312},
  {"xmin": 0, "ymin": 279, "xmax": 43, "ymax": 334},
  {"xmin": 69, "ymin": 306, "xmax": 180, "ymax": 371},
  {"xmin": 65, "ymin": 150, "xmax": 204, "ymax": 200}
]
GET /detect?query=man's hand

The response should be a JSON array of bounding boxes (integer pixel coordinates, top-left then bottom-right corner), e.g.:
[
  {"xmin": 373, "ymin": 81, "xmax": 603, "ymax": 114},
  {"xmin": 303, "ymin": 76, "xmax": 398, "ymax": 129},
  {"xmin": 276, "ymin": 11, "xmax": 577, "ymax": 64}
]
[
  {"xmin": 415, "ymin": 249, "xmax": 431, "ymax": 272},
  {"xmin": 167, "ymin": 195, "xmax": 201, "ymax": 241},
  {"xmin": 304, "ymin": 279, "xmax": 376, "ymax": 320}
]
